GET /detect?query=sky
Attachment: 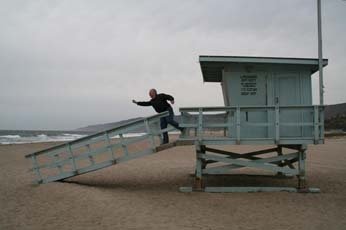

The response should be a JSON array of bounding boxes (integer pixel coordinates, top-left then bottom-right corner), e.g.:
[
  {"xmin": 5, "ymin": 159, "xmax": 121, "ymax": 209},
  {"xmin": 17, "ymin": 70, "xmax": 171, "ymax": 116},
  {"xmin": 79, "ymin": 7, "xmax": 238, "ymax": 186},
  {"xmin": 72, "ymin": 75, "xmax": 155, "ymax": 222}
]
[{"xmin": 1, "ymin": 0, "xmax": 346, "ymax": 130}]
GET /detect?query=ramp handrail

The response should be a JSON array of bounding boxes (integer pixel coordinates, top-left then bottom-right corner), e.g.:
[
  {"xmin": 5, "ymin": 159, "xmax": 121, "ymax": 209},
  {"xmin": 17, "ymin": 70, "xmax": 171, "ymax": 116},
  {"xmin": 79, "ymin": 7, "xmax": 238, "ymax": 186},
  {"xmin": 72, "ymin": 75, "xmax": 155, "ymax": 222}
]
[
  {"xmin": 25, "ymin": 111, "xmax": 176, "ymax": 184},
  {"xmin": 25, "ymin": 112, "xmax": 169, "ymax": 158}
]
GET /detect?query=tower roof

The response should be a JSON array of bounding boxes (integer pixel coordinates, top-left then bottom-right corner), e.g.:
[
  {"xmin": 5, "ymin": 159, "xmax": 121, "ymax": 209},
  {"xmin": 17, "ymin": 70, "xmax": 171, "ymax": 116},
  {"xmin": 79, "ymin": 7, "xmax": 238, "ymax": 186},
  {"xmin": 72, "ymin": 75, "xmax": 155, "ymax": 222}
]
[{"xmin": 199, "ymin": 55, "xmax": 328, "ymax": 82}]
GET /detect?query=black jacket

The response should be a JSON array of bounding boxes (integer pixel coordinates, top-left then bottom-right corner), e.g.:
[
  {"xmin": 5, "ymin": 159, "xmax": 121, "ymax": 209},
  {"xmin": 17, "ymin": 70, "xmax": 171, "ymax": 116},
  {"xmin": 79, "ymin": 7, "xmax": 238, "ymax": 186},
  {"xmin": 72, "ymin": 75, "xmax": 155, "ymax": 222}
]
[{"xmin": 137, "ymin": 93, "xmax": 174, "ymax": 113}]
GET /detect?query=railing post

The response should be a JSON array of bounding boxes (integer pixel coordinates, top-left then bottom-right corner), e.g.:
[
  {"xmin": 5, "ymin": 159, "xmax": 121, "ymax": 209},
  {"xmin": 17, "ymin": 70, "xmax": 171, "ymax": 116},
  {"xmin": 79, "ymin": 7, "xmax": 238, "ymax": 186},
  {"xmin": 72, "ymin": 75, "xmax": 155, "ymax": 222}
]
[
  {"xmin": 86, "ymin": 144, "xmax": 95, "ymax": 164},
  {"xmin": 198, "ymin": 108, "xmax": 203, "ymax": 141},
  {"xmin": 144, "ymin": 119, "xmax": 156, "ymax": 150},
  {"xmin": 67, "ymin": 144, "xmax": 77, "ymax": 174},
  {"xmin": 314, "ymin": 106, "xmax": 319, "ymax": 144},
  {"xmin": 119, "ymin": 134, "xmax": 129, "ymax": 156},
  {"xmin": 181, "ymin": 111, "xmax": 186, "ymax": 137},
  {"xmin": 105, "ymin": 132, "xmax": 115, "ymax": 161},
  {"xmin": 320, "ymin": 106, "xmax": 325, "ymax": 142},
  {"xmin": 275, "ymin": 106, "xmax": 280, "ymax": 144},
  {"xmin": 236, "ymin": 107, "xmax": 241, "ymax": 144},
  {"xmin": 53, "ymin": 154, "xmax": 63, "ymax": 174},
  {"xmin": 227, "ymin": 109, "xmax": 233, "ymax": 138}
]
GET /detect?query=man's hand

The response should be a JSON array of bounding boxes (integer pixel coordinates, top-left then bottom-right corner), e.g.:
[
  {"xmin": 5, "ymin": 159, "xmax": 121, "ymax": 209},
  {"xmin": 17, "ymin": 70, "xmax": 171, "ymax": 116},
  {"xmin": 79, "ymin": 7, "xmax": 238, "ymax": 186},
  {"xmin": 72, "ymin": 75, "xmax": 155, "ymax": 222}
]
[
  {"xmin": 170, "ymin": 100, "xmax": 175, "ymax": 105},
  {"xmin": 132, "ymin": 99, "xmax": 137, "ymax": 104}
]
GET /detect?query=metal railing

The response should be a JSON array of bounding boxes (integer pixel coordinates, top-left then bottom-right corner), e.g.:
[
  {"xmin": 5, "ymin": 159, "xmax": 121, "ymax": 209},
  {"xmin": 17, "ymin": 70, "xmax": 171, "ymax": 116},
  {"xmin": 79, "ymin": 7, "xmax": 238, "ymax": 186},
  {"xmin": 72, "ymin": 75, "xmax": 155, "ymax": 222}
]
[
  {"xmin": 179, "ymin": 105, "xmax": 324, "ymax": 145},
  {"xmin": 25, "ymin": 112, "xmax": 174, "ymax": 184}
]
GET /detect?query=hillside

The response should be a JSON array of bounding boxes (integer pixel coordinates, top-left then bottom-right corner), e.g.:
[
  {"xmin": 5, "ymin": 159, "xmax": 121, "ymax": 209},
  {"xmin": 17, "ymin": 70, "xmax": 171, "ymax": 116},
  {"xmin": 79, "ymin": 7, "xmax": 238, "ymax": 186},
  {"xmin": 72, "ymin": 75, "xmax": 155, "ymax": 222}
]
[
  {"xmin": 325, "ymin": 103, "xmax": 346, "ymax": 131},
  {"xmin": 325, "ymin": 103, "xmax": 346, "ymax": 120}
]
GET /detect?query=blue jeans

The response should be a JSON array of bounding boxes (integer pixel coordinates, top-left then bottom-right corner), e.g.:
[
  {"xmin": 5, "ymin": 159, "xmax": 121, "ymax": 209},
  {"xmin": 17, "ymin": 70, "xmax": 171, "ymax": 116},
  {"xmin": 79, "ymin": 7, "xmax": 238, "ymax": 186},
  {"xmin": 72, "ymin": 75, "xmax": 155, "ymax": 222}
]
[{"xmin": 160, "ymin": 107, "xmax": 182, "ymax": 144}]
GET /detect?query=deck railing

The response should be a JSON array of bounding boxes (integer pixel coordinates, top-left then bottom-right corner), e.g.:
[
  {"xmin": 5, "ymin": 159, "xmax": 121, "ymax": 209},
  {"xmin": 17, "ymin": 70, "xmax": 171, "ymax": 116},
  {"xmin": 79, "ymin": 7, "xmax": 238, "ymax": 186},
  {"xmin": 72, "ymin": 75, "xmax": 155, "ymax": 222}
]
[{"xmin": 179, "ymin": 105, "xmax": 324, "ymax": 145}]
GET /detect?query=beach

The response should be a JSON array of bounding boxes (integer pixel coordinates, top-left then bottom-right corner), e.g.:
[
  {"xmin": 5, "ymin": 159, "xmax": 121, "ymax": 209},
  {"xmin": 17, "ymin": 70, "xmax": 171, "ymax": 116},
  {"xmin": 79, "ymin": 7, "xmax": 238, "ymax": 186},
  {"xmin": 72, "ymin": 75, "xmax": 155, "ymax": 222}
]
[{"xmin": 1, "ymin": 137, "xmax": 346, "ymax": 230}]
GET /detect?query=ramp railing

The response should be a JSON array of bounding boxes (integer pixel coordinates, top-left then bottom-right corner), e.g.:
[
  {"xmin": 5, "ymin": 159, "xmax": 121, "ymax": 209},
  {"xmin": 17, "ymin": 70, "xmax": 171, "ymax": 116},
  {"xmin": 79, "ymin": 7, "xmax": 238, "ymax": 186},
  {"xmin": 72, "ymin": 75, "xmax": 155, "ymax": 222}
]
[
  {"xmin": 179, "ymin": 105, "xmax": 324, "ymax": 145},
  {"xmin": 25, "ymin": 111, "xmax": 175, "ymax": 184}
]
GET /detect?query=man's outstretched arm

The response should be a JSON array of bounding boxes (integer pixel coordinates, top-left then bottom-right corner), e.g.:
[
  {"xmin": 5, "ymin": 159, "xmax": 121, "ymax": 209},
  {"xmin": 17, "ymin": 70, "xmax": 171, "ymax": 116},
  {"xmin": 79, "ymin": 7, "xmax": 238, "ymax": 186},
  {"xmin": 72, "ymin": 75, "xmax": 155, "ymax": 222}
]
[{"xmin": 132, "ymin": 100, "xmax": 151, "ymax": 106}]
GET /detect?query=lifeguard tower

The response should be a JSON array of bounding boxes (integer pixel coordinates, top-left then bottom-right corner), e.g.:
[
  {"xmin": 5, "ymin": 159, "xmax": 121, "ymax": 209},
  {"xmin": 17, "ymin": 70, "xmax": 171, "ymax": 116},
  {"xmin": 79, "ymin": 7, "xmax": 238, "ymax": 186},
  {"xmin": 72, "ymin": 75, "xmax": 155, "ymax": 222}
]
[
  {"xmin": 179, "ymin": 55, "xmax": 328, "ymax": 192},
  {"xmin": 24, "ymin": 55, "xmax": 328, "ymax": 193}
]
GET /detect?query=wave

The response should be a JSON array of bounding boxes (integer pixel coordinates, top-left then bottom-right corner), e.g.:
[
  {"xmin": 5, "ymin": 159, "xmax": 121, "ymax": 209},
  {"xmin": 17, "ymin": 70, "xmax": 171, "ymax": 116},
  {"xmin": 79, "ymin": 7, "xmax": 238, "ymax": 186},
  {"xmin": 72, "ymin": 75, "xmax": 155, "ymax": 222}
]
[
  {"xmin": 0, "ymin": 135, "xmax": 21, "ymax": 139},
  {"xmin": 0, "ymin": 133, "xmax": 87, "ymax": 145},
  {"xmin": 63, "ymin": 133, "xmax": 86, "ymax": 138}
]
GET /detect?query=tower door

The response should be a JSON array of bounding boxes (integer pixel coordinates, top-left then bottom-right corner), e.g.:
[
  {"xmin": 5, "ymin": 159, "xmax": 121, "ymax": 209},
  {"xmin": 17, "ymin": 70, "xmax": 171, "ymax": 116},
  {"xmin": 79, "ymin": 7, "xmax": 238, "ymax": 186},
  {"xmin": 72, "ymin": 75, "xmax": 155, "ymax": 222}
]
[{"xmin": 274, "ymin": 73, "xmax": 302, "ymax": 137}]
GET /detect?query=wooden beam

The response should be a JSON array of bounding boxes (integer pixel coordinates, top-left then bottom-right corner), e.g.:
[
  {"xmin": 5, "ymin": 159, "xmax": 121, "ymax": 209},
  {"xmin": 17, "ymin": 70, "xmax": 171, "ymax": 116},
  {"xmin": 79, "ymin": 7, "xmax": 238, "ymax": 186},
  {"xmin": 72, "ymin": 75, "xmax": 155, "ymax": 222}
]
[
  {"xmin": 201, "ymin": 153, "xmax": 298, "ymax": 175},
  {"xmin": 179, "ymin": 186, "xmax": 320, "ymax": 193}
]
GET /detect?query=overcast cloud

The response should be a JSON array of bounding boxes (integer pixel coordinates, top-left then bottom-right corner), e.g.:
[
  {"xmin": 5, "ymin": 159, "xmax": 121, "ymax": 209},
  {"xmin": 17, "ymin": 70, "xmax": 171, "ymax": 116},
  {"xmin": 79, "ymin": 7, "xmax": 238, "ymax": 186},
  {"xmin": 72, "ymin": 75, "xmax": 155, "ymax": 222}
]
[{"xmin": 1, "ymin": 0, "xmax": 345, "ymax": 130}]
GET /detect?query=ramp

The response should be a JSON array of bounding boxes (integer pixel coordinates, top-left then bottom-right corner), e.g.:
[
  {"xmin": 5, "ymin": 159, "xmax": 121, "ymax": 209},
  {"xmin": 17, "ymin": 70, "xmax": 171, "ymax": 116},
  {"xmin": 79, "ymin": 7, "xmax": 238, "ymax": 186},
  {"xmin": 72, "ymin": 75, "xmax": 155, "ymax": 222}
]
[{"xmin": 25, "ymin": 112, "xmax": 183, "ymax": 184}]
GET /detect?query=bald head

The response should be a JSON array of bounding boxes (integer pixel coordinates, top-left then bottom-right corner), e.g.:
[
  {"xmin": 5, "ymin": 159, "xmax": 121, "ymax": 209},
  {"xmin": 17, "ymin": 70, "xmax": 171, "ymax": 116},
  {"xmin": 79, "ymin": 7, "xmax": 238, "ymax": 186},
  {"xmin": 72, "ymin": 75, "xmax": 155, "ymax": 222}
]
[{"xmin": 149, "ymin": 89, "xmax": 157, "ymax": 99}]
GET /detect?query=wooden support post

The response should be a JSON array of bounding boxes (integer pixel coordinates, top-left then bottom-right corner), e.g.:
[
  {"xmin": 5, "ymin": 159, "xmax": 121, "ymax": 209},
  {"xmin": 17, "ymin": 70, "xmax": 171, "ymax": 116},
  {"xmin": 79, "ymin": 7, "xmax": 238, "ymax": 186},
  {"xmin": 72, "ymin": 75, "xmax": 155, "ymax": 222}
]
[
  {"xmin": 314, "ymin": 106, "xmax": 319, "ymax": 144},
  {"xmin": 197, "ymin": 108, "xmax": 203, "ymax": 141},
  {"xmin": 227, "ymin": 110, "xmax": 233, "ymax": 138},
  {"xmin": 319, "ymin": 107, "xmax": 325, "ymax": 142},
  {"xmin": 279, "ymin": 145, "xmax": 296, "ymax": 170},
  {"xmin": 298, "ymin": 146, "xmax": 307, "ymax": 190},
  {"xmin": 194, "ymin": 144, "xmax": 205, "ymax": 190},
  {"xmin": 276, "ymin": 145, "xmax": 284, "ymax": 176},
  {"xmin": 275, "ymin": 106, "xmax": 280, "ymax": 144},
  {"xmin": 236, "ymin": 107, "xmax": 241, "ymax": 144},
  {"xmin": 201, "ymin": 156, "xmax": 207, "ymax": 170},
  {"xmin": 277, "ymin": 145, "xmax": 283, "ymax": 158}
]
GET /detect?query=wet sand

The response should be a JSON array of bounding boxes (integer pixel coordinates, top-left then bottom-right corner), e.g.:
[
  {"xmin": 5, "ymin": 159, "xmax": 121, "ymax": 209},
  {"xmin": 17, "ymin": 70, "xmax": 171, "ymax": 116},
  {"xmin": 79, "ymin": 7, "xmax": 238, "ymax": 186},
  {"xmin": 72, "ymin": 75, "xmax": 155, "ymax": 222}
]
[{"xmin": 1, "ymin": 137, "xmax": 346, "ymax": 229}]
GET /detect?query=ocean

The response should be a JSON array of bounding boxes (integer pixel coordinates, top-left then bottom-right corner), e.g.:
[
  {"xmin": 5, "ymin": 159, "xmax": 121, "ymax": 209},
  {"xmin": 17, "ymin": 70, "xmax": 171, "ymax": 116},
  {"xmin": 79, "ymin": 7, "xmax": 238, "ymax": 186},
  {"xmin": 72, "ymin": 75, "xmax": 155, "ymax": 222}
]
[
  {"xmin": 0, "ymin": 130, "xmax": 91, "ymax": 145},
  {"xmin": 0, "ymin": 130, "xmax": 157, "ymax": 145}
]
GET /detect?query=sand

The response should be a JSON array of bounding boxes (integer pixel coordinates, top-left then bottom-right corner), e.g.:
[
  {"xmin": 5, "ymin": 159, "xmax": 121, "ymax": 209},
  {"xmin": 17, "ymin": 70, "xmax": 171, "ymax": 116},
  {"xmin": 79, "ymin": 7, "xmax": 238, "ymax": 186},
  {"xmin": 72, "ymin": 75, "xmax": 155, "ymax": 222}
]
[{"xmin": 1, "ymin": 137, "xmax": 346, "ymax": 230}]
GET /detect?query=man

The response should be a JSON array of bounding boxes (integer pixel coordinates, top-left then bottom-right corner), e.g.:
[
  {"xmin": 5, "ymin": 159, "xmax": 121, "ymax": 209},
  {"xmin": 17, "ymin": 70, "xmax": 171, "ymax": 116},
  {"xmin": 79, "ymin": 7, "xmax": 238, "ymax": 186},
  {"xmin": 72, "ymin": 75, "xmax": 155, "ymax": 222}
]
[{"xmin": 133, "ymin": 89, "xmax": 183, "ymax": 144}]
